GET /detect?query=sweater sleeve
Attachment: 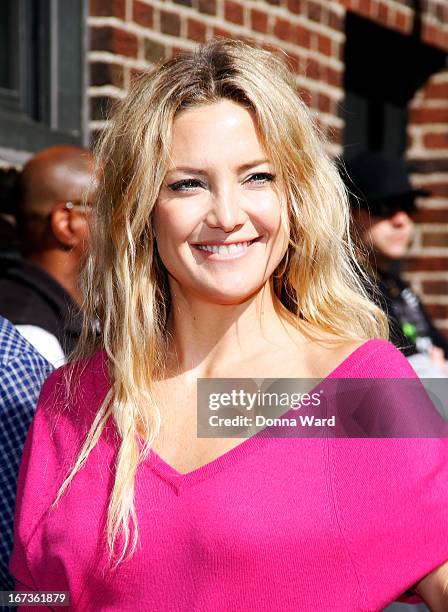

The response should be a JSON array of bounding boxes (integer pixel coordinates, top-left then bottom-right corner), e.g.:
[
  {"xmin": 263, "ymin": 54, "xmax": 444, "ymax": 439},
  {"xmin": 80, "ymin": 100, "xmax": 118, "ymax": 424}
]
[
  {"xmin": 329, "ymin": 340, "xmax": 448, "ymax": 610},
  {"xmin": 9, "ymin": 352, "xmax": 110, "ymax": 603}
]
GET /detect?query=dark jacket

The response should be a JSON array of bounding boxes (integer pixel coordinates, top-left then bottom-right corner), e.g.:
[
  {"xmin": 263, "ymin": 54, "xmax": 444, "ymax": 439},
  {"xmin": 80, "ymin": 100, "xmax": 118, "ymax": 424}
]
[
  {"xmin": 0, "ymin": 259, "xmax": 83, "ymax": 356},
  {"xmin": 370, "ymin": 268, "xmax": 448, "ymax": 359}
]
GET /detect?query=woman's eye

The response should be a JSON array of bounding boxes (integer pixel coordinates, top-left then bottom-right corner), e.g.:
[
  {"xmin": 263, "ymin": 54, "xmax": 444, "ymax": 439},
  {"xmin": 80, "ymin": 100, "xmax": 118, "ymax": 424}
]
[
  {"xmin": 246, "ymin": 172, "xmax": 275, "ymax": 185},
  {"xmin": 168, "ymin": 178, "xmax": 204, "ymax": 192}
]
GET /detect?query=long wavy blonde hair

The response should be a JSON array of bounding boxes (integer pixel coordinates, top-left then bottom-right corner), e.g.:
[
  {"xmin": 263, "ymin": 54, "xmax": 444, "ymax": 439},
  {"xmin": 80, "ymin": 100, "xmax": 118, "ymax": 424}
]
[{"xmin": 55, "ymin": 38, "xmax": 388, "ymax": 565}]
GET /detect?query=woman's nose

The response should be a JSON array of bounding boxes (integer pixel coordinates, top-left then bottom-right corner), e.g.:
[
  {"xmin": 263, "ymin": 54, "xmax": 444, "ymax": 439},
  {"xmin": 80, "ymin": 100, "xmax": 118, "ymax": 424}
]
[
  {"xmin": 205, "ymin": 187, "xmax": 247, "ymax": 232},
  {"xmin": 390, "ymin": 210, "xmax": 411, "ymax": 226}
]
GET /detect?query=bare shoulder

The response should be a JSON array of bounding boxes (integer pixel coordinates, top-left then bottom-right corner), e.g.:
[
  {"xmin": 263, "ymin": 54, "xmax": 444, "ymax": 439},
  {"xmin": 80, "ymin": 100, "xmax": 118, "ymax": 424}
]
[
  {"xmin": 311, "ymin": 339, "xmax": 367, "ymax": 378},
  {"xmin": 292, "ymin": 319, "xmax": 363, "ymax": 347},
  {"xmin": 292, "ymin": 323, "xmax": 371, "ymax": 378}
]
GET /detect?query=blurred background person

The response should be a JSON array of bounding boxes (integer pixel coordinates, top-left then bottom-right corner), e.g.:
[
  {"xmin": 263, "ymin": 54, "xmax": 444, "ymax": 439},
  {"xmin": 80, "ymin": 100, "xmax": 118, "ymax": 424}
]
[
  {"xmin": 344, "ymin": 151, "xmax": 448, "ymax": 378},
  {"xmin": 0, "ymin": 145, "xmax": 96, "ymax": 367},
  {"xmin": 0, "ymin": 315, "xmax": 53, "ymax": 591},
  {"xmin": 0, "ymin": 167, "xmax": 21, "ymax": 273}
]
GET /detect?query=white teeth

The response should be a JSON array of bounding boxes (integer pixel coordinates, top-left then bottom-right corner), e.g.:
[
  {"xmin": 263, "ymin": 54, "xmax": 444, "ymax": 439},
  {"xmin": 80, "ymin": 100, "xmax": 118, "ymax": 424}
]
[{"xmin": 196, "ymin": 241, "xmax": 251, "ymax": 254}]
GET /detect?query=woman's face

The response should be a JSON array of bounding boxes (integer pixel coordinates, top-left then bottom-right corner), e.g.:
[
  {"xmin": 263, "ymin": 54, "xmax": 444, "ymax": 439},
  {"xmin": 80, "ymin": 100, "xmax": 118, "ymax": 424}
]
[
  {"xmin": 153, "ymin": 99, "xmax": 289, "ymax": 304},
  {"xmin": 356, "ymin": 209, "xmax": 414, "ymax": 260}
]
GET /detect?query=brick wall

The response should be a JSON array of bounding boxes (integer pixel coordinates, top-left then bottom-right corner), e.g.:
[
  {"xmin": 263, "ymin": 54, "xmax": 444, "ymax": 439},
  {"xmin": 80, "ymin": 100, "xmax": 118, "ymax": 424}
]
[
  {"xmin": 88, "ymin": 0, "xmax": 448, "ymax": 336},
  {"xmin": 407, "ymin": 68, "xmax": 448, "ymax": 336},
  {"xmin": 88, "ymin": 0, "xmax": 347, "ymax": 153}
]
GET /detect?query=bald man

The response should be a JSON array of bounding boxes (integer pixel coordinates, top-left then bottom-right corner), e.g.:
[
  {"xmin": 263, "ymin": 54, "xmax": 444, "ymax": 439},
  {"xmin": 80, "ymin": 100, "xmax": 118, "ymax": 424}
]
[{"xmin": 0, "ymin": 145, "xmax": 96, "ymax": 366}]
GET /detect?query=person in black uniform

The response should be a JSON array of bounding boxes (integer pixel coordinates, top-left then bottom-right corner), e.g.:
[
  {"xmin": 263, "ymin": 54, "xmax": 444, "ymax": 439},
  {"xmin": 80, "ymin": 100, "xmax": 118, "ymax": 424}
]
[{"xmin": 344, "ymin": 151, "xmax": 448, "ymax": 377}]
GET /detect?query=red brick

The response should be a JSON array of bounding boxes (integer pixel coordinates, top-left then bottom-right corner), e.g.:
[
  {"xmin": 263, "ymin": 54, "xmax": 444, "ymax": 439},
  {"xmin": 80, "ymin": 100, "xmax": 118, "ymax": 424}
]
[
  {"xmin": 287, "ymin": 0, "xmax": 303, "ymax": 15},
  {"xmin": 422, "ymin": 280, "xmax": 448, "ymax": 295},
  {"xmin": 171, "ymin": 47, "xmax": 186, "ymax": 58},
  {"xmin": 319, "ymin": 6, "xmax": 330, "ymax": 26},
  {"xmin": 395, "ymin": 10, "xmax": 411, "ymax": 34},
  {"xmin": 225, "ymin": 1, "xmax": 244, "ymax": 25},
  {"xmin": 144, "ymin": 39, "xmax": 166, "ymax": 62},
  {"xmin": 317, "ymin": 34, "xmax": 332, "ymax": 56},
  {"xmin": 133, "ymin": 1, "xmax": 153, "ymax": 28},
  {"xmin": 317, "ymin": 93, "xmax": 332, "ymax": 113},
  {"xmin": 334, "ymin": 40, "xmax": 344, "ymax": 61},
  {"xmin": 413, "ymin": 208, "xmax": 448, "ymax": 223},
  {"xmin": 286, "ymin": 52, "xmax": 301, "ymax": 74},
  {"xmin": 422, "ymin": 22, "xmax": 448, "ymax": 52},
  {"xmin": 425, "ymin": 183, "xmax": 448, "ymax": 198},
  {"xmin": 359, "ymin": 0, "xmax": 371, "ymax": 17},
  {"xmin": 274, "ymin": 17, "xmax": 292, "ymax": 42},
  {"xmin": 424, "ymin": 181, "xmax": 448, "ymax": 202},
  {"xmin": 161, "ymin": 11, "xmax": 181, "ymax": 36},
  {"xmin": 306, "ymin": 58, "xmax": 322, "ymax": 80},
  {"xmin": 187, "ymin": 18, "xmax": 207, "ymax": 42},
  {"xmin": 327, "ymin": 66, "xmax": 343, "ymax": 88},
  {"xmin": 251, "ymin": 9, "xmax": 268, "ymax": 33},
  {"xmin": 89, "ymin": 0, "xmax": 125, "ymax": 19},
  {"xmin": 422, "ymin": 233, "xmax": 448, "ymax": 248},
  {"xmin": 90, "ymin": 26, "xmax": 138, "ymax": 58},
  {"xmin": 423, "ymin": 304, "xmax": 448, "ymax": 319},
  {"xmin": 423, "ymin": 132, "xmax": 448, "ymax": 149},
  {"xmin": 293, "ymin": 25, "xmax": 311, "ymax": 48},
  {"xmin": 438, "ymin": 29, "xmax": 448, "ymax": 53},
  {"xmin": 299, "ymin": 87, "xmax": 312, "ymax": 107},
  {"xmin": 423, "ymin": 82, "xmax": 448, "ymax": 100},
  {"xmin": 90, "ymin": 62, "xmax": 124, "ymax": 87},
  {"xmin": 199, "ymin": 0, "xmax": 216, "ymax": 15},
  {"xmin": 213, "ymin": 26, "xmax": 233, "ymax": 38},
  {"xmin": 404, "ymin": 257, "xmax": 448, "ymax": 272},
  {"xmin": 329, "ymin": 10, "xmax": 344, "ymax": 31},
  {"xmin": 409, "ymin": 158, "xmax": 448, "ymax": 173},
  {"xmin": 308, "ymin": 1, "xmax": 321, "ymax": 22},
  {"xmin": 328, "ymin": 124, "xmax": 344, "ymax": 144},
  {"xmin": 130, "ymin": 68, "xmax": 146, "ymax": 82},
  {"xmin": 422, "ymin": 23, "xmax": 438, "ymax": 48},
  {"xmin": 378, "ymin": 2, "xmax": 388, "ymax": 26},
  {"xmin": 410, "ymin": 108, "xmax": 448, "ymax": 124}
]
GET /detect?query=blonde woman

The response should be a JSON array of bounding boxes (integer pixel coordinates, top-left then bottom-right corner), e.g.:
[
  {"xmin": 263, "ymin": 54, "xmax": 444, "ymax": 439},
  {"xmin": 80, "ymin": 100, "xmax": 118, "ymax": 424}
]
[{"xmin": 10, "ymin": 39, "xmax": 448, "ymax": 611}]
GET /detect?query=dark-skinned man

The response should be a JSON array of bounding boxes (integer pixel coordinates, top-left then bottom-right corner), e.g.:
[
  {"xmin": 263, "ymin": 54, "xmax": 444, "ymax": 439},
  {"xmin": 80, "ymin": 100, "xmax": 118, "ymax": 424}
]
[{"xmin": 0, "ymin": 145, "xmax": 97, "ymax": 367}]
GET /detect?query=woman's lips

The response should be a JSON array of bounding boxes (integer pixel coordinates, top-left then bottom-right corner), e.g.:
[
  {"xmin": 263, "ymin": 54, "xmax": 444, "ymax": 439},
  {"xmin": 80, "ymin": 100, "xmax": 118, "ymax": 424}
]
[{"xmin": 191, "ymin": 237, "xmax": 261, "ymax": 259}]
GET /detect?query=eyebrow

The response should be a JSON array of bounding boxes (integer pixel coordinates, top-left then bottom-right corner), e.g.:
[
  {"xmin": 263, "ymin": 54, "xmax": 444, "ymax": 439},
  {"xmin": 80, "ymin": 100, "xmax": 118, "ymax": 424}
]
[{"xmin": 167, "ymin": 159, "xmax": 271, "ymax": 175}]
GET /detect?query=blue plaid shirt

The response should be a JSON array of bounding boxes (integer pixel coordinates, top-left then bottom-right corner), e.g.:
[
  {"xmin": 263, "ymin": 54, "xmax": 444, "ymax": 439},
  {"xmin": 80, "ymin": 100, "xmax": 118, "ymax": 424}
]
[{"xmin": 0, "ymin": 316, "xmax": 53, "ymax": 591}]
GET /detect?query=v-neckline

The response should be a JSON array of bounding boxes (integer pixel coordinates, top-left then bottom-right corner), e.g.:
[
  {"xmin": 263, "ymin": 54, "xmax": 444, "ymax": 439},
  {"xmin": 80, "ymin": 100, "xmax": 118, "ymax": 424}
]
[{"xmin": 143, "ymin": 339, "xmax": 377, "ymax": 493}]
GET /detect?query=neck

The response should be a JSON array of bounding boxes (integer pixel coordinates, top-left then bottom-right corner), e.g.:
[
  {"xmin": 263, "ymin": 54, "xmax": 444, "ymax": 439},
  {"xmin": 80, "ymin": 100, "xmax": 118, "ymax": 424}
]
[
  {"xmin": 369, "ymin": 251, "xmax": 395, "ymax": 276},
  {"xmin": 165, "ymin": 278, "xmax": 305, "ymax": 378},
  {"xmin": 27, "ymin": 250, "xmax": 83, "ymax": 305}
]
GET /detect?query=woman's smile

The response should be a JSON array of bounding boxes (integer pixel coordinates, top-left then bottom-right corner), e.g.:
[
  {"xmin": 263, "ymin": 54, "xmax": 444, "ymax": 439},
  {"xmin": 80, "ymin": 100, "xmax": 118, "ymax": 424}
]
[{"xmin": 191, "ymin": 236, "xmax": 263, "ymax": 259}]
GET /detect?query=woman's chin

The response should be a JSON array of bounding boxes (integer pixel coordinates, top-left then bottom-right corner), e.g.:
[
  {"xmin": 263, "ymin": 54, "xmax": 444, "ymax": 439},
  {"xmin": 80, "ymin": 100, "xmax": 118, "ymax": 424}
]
[{"xmin": 197, "ymin": 286, "xmax": 262, "ymax": 306}]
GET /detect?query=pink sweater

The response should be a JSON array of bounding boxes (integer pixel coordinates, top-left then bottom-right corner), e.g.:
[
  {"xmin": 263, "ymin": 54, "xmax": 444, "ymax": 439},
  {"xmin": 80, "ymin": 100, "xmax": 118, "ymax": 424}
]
[{"xmin": 10, "ymin": 339, "xmax": 448, "ymax": 611}]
